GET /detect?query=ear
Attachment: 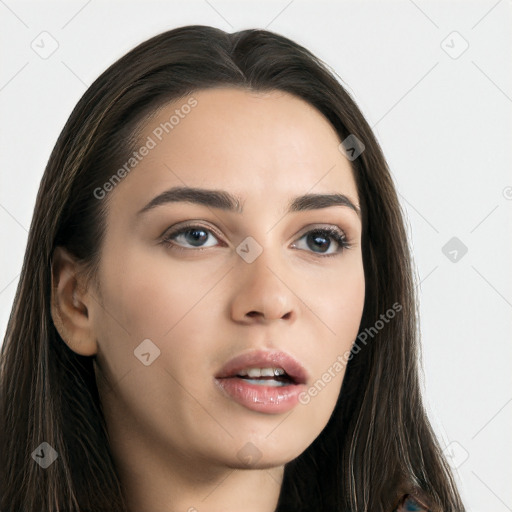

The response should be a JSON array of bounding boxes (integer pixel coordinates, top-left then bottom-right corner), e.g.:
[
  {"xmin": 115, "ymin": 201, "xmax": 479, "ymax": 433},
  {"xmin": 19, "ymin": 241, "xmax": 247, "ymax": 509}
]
[{"xmin": 50, "ymin": 246, "xmax": 98, "ymax": 356}]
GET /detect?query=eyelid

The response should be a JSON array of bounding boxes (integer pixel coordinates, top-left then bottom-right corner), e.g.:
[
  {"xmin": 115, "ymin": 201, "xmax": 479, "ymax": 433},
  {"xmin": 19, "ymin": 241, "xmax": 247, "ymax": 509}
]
[
  {"xmin": 160, "ymin": 221, "xmax": 224, "ymax": 242},
  {"xmin": 296, "ymin": 222, "xmax": 346, "ymax": 237},
  {"xmin": 160, "ymin": 221, "xmax": 351, "ymax": 256},
  {"xmin": 161, "ymin": 220, "xmax": 347, "ymax": 238}
]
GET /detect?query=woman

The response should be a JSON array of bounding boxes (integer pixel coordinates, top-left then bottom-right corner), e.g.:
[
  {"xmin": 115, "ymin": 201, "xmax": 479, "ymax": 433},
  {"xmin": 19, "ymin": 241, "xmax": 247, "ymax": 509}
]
[{"xmin": 0, "ymin": 25, "xmax": 465, "ymax": 511}]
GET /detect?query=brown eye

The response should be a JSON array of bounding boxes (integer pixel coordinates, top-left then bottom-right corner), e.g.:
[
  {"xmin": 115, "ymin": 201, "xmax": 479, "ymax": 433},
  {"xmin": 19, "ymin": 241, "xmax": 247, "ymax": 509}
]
[
  {"xmin": 291, "ymin": 227, "xmax": 350, "ymax": 258},
  {"xmin": 160, "ymin": 223, "xmax": 350, "ymax": 258}
]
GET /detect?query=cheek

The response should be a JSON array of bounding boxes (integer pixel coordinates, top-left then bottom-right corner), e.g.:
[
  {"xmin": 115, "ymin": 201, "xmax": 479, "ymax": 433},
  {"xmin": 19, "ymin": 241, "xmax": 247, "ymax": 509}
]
[
  {"xmin": 95, "ymin": 242, "xmax": 221, "ymax": 341},
  {"xmin": 318, "ymin": 258, "xmax": 365, "ymax": 343},
  {"xmin": 91, "ymin": 244, "xmax": 226, "ymax": 402},
  {"xmin": 302, "ymin": 259, "xmax": 365, "ymax": 406}
]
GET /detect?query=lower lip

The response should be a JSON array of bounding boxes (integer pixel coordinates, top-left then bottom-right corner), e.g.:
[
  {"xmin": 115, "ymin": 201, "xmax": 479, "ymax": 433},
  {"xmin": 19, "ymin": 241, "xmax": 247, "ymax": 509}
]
[{"xmin": 215, "ymin": 377, "xmax": 306, "ymax": 414}]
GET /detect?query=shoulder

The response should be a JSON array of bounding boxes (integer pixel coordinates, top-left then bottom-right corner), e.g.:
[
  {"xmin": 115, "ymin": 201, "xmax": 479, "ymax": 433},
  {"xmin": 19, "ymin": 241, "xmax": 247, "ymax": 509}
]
[{"xmin": 393, "ymin": 493, "xmax": 431, "ymax": 511}]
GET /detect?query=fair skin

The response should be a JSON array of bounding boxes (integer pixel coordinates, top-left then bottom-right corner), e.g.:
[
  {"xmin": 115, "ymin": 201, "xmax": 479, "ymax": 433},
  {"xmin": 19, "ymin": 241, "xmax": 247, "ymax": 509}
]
[{"xmin": 51, "ymin": 87, "xmax": 365, "ymax": 512}]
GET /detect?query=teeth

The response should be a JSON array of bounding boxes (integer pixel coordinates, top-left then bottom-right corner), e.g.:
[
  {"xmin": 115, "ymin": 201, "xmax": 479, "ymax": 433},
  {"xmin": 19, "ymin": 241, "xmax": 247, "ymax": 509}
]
[
  {"xmin": 237, "ymin": 367, "xmax": 287, "ymax": 378},
  {"xmin": 244, "ymin": 378, "xmax": 288, "ymax": 387}
]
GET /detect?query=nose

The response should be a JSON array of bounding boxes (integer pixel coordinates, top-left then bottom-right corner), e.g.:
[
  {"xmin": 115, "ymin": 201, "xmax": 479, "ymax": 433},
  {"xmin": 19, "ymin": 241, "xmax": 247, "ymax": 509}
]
[{"xmin": 229, "ymin": 246, "xmax": 296, "ymax": 324}]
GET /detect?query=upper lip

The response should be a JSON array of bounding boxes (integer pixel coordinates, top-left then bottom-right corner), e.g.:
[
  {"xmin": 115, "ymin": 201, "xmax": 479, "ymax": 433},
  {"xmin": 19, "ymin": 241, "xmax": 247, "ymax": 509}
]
[{"xmin": 215, "ymin": 349, "xmax": 308, "ymax": 385}]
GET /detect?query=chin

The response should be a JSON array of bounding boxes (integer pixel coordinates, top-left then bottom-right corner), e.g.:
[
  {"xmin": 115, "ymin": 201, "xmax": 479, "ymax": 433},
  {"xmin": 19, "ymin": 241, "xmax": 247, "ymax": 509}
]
[
  {"xmin": 223, "ymin": 438, "xmax": 310, "ymax": 471},
  {"xmin": 226, "ymin": 455, "xmax": 292, "ymax": 471}
]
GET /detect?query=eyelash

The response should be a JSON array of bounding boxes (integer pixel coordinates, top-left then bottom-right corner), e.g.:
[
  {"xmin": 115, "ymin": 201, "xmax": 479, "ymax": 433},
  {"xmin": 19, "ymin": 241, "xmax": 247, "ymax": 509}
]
[{"xmin": 160, "ymin": 223, "xmax": 351, "ymax": 258}]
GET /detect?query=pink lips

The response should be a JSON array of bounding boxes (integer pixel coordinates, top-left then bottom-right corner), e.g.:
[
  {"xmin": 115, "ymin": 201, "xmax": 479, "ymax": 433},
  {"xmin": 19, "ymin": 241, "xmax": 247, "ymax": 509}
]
[{"xmin": 214, "ymin": 349, "xmax": 308, "ymax": 414}]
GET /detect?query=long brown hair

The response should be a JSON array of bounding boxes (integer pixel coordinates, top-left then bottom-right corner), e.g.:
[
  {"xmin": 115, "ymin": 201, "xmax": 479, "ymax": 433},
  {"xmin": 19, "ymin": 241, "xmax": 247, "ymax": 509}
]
[{"xmin": 0, "ymin": 25, "xmax": 465, "ymax": 511}]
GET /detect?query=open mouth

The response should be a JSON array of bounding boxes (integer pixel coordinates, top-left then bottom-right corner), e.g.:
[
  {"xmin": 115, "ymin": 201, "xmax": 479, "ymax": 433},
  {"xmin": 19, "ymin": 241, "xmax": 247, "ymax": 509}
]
[
  {"xmin": 214, "ymin": 349, "xmax": 308, "ymax": 413},
  {"xmin": 233, "ymin": 367, "xmax": 296, "ymax": 387}
]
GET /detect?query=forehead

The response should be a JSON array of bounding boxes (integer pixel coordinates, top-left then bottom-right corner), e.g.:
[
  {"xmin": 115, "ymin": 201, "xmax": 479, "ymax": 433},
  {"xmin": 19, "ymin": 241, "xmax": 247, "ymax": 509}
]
[{"xmin": 108, "ymin": 87, "xmax": 359, "ymax": 217}]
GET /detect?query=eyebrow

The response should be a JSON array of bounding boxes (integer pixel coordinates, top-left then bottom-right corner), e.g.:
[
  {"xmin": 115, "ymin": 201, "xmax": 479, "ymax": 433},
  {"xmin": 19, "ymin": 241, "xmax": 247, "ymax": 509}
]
[{"xmin": 136, "ymin": 186, "xmax": 361, "ymax": 218}]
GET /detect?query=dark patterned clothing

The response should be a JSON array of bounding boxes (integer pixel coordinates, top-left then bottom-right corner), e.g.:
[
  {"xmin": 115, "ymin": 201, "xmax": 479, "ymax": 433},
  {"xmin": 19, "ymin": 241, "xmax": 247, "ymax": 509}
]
[{"xmin": 393, "ymin": 493, "xmax": 431, "ymax": 511}]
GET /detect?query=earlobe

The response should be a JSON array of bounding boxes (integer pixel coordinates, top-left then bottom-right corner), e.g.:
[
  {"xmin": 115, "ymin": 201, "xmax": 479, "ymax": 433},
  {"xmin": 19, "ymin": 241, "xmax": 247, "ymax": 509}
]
[{"xmin": 50, "ymin": 246, "xmax": 98, "ymax": 357}]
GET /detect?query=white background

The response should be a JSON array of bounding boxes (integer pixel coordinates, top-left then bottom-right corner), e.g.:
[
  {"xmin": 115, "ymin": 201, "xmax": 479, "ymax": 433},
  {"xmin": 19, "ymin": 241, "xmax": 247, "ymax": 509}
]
[{"xmin": 1, "ymin": 1, "xmax": 511, "ymax": 510}]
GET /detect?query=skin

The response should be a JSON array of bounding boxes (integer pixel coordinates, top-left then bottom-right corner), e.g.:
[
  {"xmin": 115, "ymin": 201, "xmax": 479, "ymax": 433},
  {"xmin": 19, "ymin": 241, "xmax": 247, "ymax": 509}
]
[{"xmin": 51, "ymin": 87, "xmax": 365, "ymax": 512}]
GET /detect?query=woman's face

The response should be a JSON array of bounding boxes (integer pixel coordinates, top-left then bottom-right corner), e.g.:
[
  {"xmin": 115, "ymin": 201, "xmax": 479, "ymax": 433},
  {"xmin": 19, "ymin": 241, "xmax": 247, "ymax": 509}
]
[{"xmin": 89, "ymin": 87, "xmax": 365, "ymax": 473}]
